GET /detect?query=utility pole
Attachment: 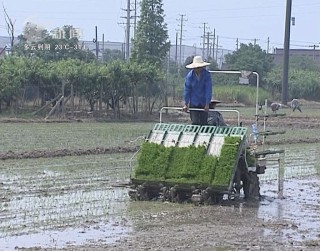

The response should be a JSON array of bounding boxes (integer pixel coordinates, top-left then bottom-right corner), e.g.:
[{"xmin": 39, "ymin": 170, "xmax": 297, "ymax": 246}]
[
  {"xmin": 309, "ymin": 44, "xmax": 319, "ymax": 61},
  {"xmin": 121, "ymin": 0, "xmax": 136, "ymax": 60},
  {"xmin": 175, "ymin": 32, "xmax": 178, "ymax": 67},
  {"xmin": 133, "ymin": 0, "xmax": 138, "ymax": 39},
  {"xmin": 281, "ymin": 0, "xmax": 292, "ymax": 105},
  {"xmin": 212, "ymin": 28, "xmax": 215, "ymax": 60},
  {"xmin": 267, "ymin": 37, "xmax": 270, "ymax": 54},
  {"xmin": 205, "ymin": 32, "xmax": 213, "ymax": 61},
  {"xmin": 201, "ymin": 23, "xmax": 207, "ymax": 59},
  {"xmin": 236, "ymin": 38, "xmax": 239, "ymax": 50},
  {"xmin": 126, "ymin": 0, "xmax": 131, "ymax": 60},
  {"xmin": 94, "ymin": 26, "xmax": 98, "ymax": 60},
  {"xmin": 178, "ymin": 14, "xmax": 186, "ymax": 66},
  {"xmin": 215, "ymin": 35, "xmax": 219, "ymax": 62},
  {"xmin": 102, "ymin": 33, "xmax": 105, "ymax": 62}
]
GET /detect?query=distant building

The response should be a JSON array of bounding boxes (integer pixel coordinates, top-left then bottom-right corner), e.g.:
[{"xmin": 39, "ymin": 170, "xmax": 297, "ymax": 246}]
[
  {"xmin": 0, "ymin": 35, "xmax": 230, "ymax": 67},
  {"xmin": 50, "ymin": 27, "xmax": 82, "ymax": 39},
  {"xmin": 272, "ymin": 48, "xmax": 320, "ymax": 66}
]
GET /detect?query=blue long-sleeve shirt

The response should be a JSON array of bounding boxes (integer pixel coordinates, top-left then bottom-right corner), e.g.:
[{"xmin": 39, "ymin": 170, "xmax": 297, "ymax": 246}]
[{"xmin": 183, "ymin": 68, "xmax": 213, "ymax": 107}]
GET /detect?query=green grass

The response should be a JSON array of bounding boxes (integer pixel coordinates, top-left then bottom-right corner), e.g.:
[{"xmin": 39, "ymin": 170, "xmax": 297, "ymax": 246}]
[
  {"xmin": 0, "ymin": 122, "xmax": 155, "ymax": 152},
  {"xmin": 0, "ymin": 108, "xmax": 318, "ymax": 154},
  {"xmin": 218, "ymin": 105, "xmax": 320, "ymax": 119},
  {"xmin": 0, "ymin": 153, "xmax": 131, "ymax": 180}
]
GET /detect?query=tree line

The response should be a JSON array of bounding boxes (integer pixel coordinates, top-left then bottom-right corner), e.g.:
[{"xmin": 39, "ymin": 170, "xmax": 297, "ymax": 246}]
[{"xmin": 1, "ymin": 0, "xmax": 319, "ymax": 117}]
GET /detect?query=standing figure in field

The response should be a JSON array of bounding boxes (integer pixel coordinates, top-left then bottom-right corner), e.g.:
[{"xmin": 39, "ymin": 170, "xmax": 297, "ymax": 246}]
[
  {"xmin": 182, "ymin": 56, "xmax": 213, "ymax": 125},
  {"xmin": 270, "ymin": 102, "xmax": 282, "ymax": 113},
  {"xmin": 207, "ymin": 100, "xmax": 227, "ymax": 126},
  {"xmin": 291, "ymin": 99, "xmax": 302, "ymax": 112}
]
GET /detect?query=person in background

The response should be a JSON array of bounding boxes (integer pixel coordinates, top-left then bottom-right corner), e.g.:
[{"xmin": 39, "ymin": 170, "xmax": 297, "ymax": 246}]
[
  {"xmin": 270, "ymin": 102, "xmax": 283, "ymax": 113},
  {"xmin": 207, "ymin": 100, "xmax": 227, "ymax": 126},
  {"xmin": 291, "ymin": 98, "xmax": 302, "ymax": 112},
  {"xmin": 182, "ymin": 56, "xmax": 212, "ymax": 125}
]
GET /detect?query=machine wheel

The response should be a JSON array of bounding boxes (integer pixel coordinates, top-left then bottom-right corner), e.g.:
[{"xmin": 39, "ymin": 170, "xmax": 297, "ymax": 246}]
[
  {"xmin": 247, "ymin": 172, "xmax": 260, "ymax": 200},
  {"xmin": 234, "ymin": 155, "xmax": 261, "ymax": 200},
  {"xmin": 234, "ymin": 155, "xmax": 250, "ymax": 199}
]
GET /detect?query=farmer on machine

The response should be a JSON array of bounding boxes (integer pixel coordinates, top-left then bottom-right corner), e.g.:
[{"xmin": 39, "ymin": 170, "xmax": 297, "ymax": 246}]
[{"xmin": 182, "ymin": 56, "xmax": 212, "ymax": 125}]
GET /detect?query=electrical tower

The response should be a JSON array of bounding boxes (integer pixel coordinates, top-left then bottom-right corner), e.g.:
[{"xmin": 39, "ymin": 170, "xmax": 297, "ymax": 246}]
[{"xmin": 177, "ymin": 14, "xmax": 187, "ymax": 66}]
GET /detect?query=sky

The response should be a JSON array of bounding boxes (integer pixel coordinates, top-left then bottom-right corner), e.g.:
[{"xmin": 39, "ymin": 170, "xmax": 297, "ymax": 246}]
[{"xmin": 0, "ymin": 0, "xmax": 319, "ymax": 52}]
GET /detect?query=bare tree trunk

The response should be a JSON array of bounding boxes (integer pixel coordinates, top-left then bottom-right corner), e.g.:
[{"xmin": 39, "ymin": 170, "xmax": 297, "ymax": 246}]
[
  {"xmin": 71, "ymin": 84, "xmax": 74, "ymax": 117},
  {"xmin": 99, "ymin": 84, "xmax": 103, "ymax": 114},
  {"xmin": 45, "ymin": 96, "xmax": 64, "ymax": 120},
  {"xmin": 61, "ymin": 82, "xmax": 65, "ymax": 118},
  {"xmin": 3, "ymin": 6, "xmax": 15, "ymax": 52}
]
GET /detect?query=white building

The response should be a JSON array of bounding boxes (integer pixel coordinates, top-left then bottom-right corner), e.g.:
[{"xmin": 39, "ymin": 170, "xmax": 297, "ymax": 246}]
[{"xmin": 50, "ymin": 27, "xmax": 82, "ymax": 39}]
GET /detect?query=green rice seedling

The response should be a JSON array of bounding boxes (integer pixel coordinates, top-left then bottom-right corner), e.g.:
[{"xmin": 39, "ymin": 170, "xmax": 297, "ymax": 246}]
[
  {"xmin": 199, "ymin": 155, "xmax": 218, "ymax": 184},
  {"xmin": 212, "ymin": 136, "xmax": 241, "ymax": 186}
]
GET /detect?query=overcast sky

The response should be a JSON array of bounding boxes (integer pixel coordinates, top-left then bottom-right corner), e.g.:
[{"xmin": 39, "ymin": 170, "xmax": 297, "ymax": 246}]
[{"xmin": 0, "ymin": 0, "xmax": 319, "ymax": 52}]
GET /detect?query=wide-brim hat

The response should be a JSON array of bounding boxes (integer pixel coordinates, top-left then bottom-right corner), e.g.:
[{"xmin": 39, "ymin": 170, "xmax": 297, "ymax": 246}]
[
  {"xmin": 210, "ymin": 99, "xmax": 222, "ymax": 104},
  {"xmin": 186, "ymin": 56, "xmax": 211, "ymax": 69}
]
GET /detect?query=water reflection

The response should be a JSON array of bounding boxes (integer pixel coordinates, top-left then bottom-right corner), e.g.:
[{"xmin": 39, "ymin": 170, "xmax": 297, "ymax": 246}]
[
  {"xmin": 260, "ymin": 143, "xmax": 320, "ymax": 182},
  {"xmin": 258, "ymin": 177, "xmax": 320, "ymax": 242},
  {"xmin": 257, "ymin": 143, "xmax": 320, "ymax": 241},
  {"xmin": 1, "ymin": 220, "xmax": 131, "ymax": 250},
  {"xmin": 0, "ymin": 187, "xmax": 131, "ymax": 249},
  {"xmin": 0, "ymin": 143, "xmax": 319, "ymax": 248}
]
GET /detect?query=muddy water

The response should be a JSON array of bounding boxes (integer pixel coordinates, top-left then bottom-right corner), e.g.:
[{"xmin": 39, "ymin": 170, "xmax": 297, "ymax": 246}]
[
  {"xmin": 259, "ymin": 177, "xmax": 320, "ymax": 242},
  {"xmin": 0, "ymin": 143, "xmax": 319, "ymax": 250},
  {"xmin": 258, "ymin": 143, "xmax": 320, "ymax": 244}
]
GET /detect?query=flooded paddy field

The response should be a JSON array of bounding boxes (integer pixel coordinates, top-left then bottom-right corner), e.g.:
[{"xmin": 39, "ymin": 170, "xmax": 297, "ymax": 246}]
[
  {"xmin": 0, "ymin": 143, "xmax": 319, "ymax": 250},
  {"xmin": 0, "ymin": 154, "xmax": 131, "ymax": 249},
  {"xmin": 0, "ymin": 122, "xmax": 319, "ymax": 250}
]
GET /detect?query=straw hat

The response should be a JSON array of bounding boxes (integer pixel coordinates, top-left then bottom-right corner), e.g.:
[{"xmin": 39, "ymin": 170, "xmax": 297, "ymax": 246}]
[{"xmin": 186, "ymin": 56, "xmax": 211, "ymax": 69}]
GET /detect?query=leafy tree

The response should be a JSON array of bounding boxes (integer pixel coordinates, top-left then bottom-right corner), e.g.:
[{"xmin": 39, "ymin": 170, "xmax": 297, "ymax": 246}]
[
  {"xmin": 130, "ymin": 0, "xmax": 170, "ymax": 68},
  {"xmin": 265, "ymin": 55, "xmax": 320, "ymax": 100},
  {"xmin": 126, "ymin": 61, "xmax": 147, "ymax": 114},
  {"xmin": 264, "ymin": 67, "xmax": 282, "ymax": 98},
  {"xmin": 138, "ymin": 63, "xmax": 164, "ymax": 113},
  {"xmin": 289, "ymin": 56, "xmax": 320, "ymax": 71},
  {"xmin": 105, "ymin": 61, "xmax": 130, "ymax": 118},
  {"xmin": 23, "ymin": 22, "xmax": 48, "ymax": 42},
  {"xmin": 225, "ymin": 43, "xmax": 274, "ymax": 87},
  {"xmin": 0, "ymin": 56, "xmax": 30, "ymax": 111},
  {"xmin": 265, "ymin": 67, "xmax": 320, "ymax": 101},
  {"xmin": 102, "ymin": 49, "xmax": 124, "ymax": 63}
]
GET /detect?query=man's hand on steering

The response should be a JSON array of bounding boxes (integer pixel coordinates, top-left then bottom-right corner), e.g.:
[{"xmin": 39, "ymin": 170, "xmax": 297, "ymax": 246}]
[{"xmin": 182, "ymin": 105, "xmax": 188, "ymax": 112}]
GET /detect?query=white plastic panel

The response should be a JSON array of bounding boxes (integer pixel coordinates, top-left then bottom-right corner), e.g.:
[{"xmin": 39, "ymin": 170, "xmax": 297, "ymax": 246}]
[
  {"xmin": 178, "ymin": 133, "xmax": 197, "ymax": 147},
  {"xmin": 163, "ymin": 132, "xmax": 181, "ymax": 147},
  {"xmin": 148, "ymin": 131, "xmax": 166, "ymax": 144},
  {"xmin": 194, "ymin": 134, "xmax": 212, "ymax": 147},
  {"xmin": 207, "ymin": 135, "xmax": 225, "ymax": 156}
]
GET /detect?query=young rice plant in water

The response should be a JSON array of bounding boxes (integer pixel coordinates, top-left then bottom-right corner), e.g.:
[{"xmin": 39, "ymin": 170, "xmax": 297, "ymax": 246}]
[{"xmin": 135, "ymin": 136, "xmax": 242, "ymax": 186}]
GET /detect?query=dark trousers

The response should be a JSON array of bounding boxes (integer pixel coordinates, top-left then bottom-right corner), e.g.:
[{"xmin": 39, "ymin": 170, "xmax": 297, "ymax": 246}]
[
  {"xmin": 293, "ymin": 106, "xmax": 302, "ymax": 112},
  {"xmin": 189, "ymin": 105, "xmax": 208, "ymax": 125}
]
